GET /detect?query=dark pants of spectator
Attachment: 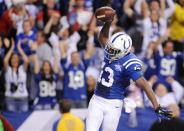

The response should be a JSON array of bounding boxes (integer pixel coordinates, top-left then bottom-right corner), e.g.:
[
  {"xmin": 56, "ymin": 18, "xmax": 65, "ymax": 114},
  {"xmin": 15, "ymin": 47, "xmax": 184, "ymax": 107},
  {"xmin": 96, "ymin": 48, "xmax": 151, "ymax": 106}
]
[
  {"xmin": 150, "ymin": 119, "xmax": 184, "ymax": 131},
  {"xmin": 6, "ymin": 97, "xmax": 28, "ymax": 112}
]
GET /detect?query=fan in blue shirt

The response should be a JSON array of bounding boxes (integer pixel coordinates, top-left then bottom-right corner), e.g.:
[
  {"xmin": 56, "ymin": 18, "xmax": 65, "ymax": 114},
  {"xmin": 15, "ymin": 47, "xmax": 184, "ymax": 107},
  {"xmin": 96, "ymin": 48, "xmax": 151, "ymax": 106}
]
[
  {"xmin": 34, "ymin": 59, "xmax": 59, "ymax": 110},
  {"xmin": 16, "ymin": 20, "xmax": 36, "ymax": 56},
  {"xmin": 154, "ymin": 41, "xmax": 183, "ymax": 87},
  {"xmin": 60, "ymin": 44, "xmax": 91, "ymax": 108}
]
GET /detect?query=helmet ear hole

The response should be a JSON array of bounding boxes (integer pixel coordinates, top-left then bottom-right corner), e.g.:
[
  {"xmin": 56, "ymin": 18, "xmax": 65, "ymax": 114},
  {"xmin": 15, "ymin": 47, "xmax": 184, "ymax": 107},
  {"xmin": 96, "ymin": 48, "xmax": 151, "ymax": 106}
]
[{"xmin": 124, "ymin": 42, "xmax": 130, "ymax": 49}]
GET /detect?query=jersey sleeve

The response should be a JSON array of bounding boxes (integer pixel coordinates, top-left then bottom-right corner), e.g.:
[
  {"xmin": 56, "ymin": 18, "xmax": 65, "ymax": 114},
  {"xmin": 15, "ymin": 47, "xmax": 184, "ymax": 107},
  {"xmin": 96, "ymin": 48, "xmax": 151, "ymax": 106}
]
[{"xmin": 124, "ymin": 59, "xmax": 143, "ymax": 81}]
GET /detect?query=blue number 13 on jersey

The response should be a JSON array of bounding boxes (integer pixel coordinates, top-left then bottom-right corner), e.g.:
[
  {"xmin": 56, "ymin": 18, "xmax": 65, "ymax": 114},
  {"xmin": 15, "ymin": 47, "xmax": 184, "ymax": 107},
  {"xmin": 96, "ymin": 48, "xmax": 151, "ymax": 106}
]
[{"xmin": 98, "ymin": 62, "xmax": 114, "ymax": 87}]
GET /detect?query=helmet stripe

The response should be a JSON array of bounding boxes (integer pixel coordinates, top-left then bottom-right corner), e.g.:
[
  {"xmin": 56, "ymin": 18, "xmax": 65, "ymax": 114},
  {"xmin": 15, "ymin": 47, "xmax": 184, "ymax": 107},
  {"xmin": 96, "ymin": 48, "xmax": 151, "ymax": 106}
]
[{"xmin": 111, "ymin": 33, "xmax": 124, "ymax": 43}]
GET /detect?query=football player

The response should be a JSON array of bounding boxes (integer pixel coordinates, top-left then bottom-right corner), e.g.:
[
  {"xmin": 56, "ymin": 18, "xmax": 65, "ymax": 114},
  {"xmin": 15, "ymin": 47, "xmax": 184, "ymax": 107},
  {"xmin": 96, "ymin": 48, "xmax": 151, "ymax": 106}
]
[{"xmin": 86, "ymin": 9, "xmax": 172, "ymax": 131}]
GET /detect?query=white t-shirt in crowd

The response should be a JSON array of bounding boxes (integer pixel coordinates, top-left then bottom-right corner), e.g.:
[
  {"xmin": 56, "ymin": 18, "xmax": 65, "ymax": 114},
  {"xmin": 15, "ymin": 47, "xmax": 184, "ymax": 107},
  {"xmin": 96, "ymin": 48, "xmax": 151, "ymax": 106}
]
[
  {"xmin": 142, "ymin": 17, "xmax": 167, "ymax": 52},
  {"xmin": 5, "ymin": 65, "xmax": 28, "ymax": 98},
  {"xmin": 64, "ymin": 32, "xmax": 81, "ymax": 64},
  {"xmin": 156, "ymin": 93, "xmax": 177, "ymax": 107}
]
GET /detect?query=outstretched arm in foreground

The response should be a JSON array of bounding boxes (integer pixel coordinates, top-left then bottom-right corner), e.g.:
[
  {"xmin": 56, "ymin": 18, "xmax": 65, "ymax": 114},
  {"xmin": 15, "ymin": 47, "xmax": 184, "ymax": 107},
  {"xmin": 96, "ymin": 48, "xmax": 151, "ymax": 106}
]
[{"xmin": 135, "ymin": 76, "xmax": 173, "ymax": 120}]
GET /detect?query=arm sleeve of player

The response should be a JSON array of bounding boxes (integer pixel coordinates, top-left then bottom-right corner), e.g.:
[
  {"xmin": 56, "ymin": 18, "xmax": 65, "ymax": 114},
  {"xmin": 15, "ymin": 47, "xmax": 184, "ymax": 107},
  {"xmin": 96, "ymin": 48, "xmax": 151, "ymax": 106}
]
[{"xmin": 125, "ymin": 60, "xmax": 143, "ymax": 81}]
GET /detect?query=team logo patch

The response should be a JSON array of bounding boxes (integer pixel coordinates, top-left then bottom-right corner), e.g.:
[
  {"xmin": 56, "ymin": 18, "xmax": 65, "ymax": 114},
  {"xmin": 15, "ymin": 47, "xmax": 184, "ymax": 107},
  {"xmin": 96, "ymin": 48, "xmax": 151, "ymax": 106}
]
[
  {"xmin": 134, "ymin": 65, "xmax": 142, "ymax": 71},
  {"xmin": 115, "ymin": 64, "xmax": 122, "ymax": 71}
]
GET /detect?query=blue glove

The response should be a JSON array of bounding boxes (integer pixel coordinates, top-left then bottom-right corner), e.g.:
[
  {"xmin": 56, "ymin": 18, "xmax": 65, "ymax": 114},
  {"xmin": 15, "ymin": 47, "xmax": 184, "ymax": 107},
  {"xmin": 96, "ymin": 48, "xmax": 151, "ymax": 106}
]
[{"xmin": 155, "ymin": 106, "xmax": 173, "ymax": 121}]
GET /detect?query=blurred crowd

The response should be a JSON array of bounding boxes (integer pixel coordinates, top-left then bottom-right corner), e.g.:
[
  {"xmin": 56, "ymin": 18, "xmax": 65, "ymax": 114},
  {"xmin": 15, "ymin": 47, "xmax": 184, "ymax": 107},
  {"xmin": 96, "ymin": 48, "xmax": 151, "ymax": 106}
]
[{"xmin": 0, "ymin": 0, "xmax": 184, "ymax": 119}]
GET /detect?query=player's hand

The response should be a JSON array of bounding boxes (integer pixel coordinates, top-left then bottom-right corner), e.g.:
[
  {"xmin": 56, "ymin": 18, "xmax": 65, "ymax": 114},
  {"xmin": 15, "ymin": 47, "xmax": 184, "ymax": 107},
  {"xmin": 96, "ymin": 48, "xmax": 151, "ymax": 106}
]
[{"xmin": 155, "ymin": 106, "xmax": 173, "ymax": 121}]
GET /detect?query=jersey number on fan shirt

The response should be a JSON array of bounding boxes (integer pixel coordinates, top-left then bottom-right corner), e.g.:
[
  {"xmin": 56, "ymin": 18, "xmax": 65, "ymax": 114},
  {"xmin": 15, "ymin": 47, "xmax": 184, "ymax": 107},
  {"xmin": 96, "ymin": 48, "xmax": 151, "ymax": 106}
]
[
  {"xmin": 39, "ymin": 81, "xmax": 56, "ymax": 97},
  {"xmin": 160, "ymin": 59, "xmax": 176, "ymax": 76},
  {"xmin": 68, "ymin": 71, "xmax": 84, "ymax": 89},
  {"xmin": 98, "ymin": 62, "xmax": 114, "ymax": 87}
]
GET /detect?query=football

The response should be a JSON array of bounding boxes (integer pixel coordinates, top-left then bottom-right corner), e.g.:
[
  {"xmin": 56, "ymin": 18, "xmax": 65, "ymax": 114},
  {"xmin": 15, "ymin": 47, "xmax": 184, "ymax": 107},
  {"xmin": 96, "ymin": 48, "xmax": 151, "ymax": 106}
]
[{"xmin": 95, "ymin": 6, "xmax": 116, "ymax": 22}]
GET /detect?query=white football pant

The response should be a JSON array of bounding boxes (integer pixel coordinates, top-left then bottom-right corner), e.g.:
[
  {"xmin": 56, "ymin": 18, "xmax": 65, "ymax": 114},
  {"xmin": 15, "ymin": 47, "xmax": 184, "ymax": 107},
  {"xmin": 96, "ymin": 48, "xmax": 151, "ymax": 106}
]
[{"xmin": 86, "ymin": 95, "xmax": 123, "ymax": 131}]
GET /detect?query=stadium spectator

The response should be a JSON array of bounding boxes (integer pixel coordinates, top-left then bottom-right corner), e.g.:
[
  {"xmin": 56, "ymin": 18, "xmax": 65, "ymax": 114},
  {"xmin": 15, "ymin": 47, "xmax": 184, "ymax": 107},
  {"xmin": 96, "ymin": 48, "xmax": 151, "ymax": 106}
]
[
  {"xmin": 53, "ymin": 99, "xmax": 84, "ymax": 131},
  {"xmin": 37, "ymin": 0, "xmax": 59, "ymax": 28},
  {"xmin": 148, "ymin": 76, "xmax": 184, "ymax": 117},
  {"xmin": 0, "ymin": 36, "xmax": 12, "ymax": 110},
  {"xmin": 143, "ymin": 41, "xmax": 157, "ymax": 80},
  {"xmin": 154, "ymin": 40, "xmax": 183, "ymax": 87},
  {"xmin": 25, "ymin": 0, "xmax": 39, "ymax": 20},
  {"xmin": 4, "ymin": 40, "xmax": 29, "ymax": 112},
  {"xmin": 60, "ymin": 43, "xmax": 91, "ymax": 108},
  {"xmin": 68, "ymin": 0, "xmax": 93, "ymax": 51},
  {"xmin": 86, "ymin": 67, "xmax": 99, "ymax": 104},
  {"xmin": 80, "ymin": 34, "xmax": 104, "ymax": 70},
  {"xmin": 0, "ymin": 6, "xmax": 13, "ymax": 36},
  {"xmin": 123, "ymin": 0, "xmax": 147, "ymax": 31},
  {"xmin": 149, "ymin": 0, "xmax": 175, "ymax": 19},
  {"xmin": 170, "ymin": 0, "xmax": 184, "ymax": 51},
  {"xmin": 68, "ymin": 0, "xmax": 93, "ymax": 32},
  {"xmin": 122, "ymin": 0, "xmax": 149, "ymax": 54},
  {"xmin": 36, "ymin": 30, "xmax": 53, "ymax": 66},
  {"xmin": 56, "ymin": 28, "xmax": 81, "ymax": 63},
  {"xmin": 16, "ymin": 19, "xmax": 37, "ymax": 56},
  {"xmin": 34, "ymin": 50, "xmax": 60, "ymax": 110},
  {"xmin": 9, "ymin": 4, "xmax": 29, "ymax": 35},
  {"xmin": 142, "ymin": 1, "xmax": 167, "ymax": 57},
  {"xmin": 44, "ymin": 11, "xmax": 61, "ymax": 37}
]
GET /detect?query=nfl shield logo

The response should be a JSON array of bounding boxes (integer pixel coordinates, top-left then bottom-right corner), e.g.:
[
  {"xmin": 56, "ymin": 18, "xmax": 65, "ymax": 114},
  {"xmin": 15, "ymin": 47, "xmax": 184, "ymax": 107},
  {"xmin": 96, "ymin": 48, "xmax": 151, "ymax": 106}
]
[{"xmin": 115, "ymin": 64, "xmax": 122, "ymax": 71}]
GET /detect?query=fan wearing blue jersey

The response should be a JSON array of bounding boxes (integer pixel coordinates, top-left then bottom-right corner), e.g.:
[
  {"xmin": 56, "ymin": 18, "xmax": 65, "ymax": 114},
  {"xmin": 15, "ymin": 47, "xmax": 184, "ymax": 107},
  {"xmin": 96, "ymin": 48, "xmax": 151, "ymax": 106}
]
[
  {"xmin": 16, "ymin": 20, "xmax": 36, "ymax": 56},
  {"xmin": 60, "ymin": 43, "xmax": 91, "ymax": 108},
  {"xmin": 33, "ymin": 52, "xmax": 59, "ymax": 110},
  {"xmin": 86, "ymin": 9, "xmax": 172, "ymax": 131},
  {"xmin": 154, "ymin": 40, "xmax": 183, "ymax": 87}
]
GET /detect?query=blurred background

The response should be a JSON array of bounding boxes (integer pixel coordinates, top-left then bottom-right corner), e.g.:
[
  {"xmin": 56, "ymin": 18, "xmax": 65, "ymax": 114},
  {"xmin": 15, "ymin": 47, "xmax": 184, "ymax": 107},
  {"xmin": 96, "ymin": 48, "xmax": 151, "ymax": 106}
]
[{"xmin": 0, "ymin": 0, "xmax": 184, "ymax": 131}]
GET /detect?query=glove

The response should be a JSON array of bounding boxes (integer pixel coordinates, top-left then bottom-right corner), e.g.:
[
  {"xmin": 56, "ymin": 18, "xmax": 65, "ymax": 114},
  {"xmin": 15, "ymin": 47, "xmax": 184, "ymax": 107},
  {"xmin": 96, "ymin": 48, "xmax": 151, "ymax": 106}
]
[{"xmin": 155, "ymin": 106, "xmax": 173, "ymax": 121}]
